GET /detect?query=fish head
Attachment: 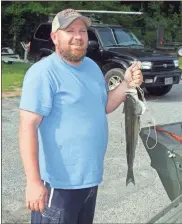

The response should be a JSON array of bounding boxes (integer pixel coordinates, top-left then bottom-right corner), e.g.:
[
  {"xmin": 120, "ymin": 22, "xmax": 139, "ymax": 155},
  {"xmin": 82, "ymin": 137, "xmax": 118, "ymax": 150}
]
[{"xmin": 125, "ymin": 93, "xmax": 146, "ymax": 116}]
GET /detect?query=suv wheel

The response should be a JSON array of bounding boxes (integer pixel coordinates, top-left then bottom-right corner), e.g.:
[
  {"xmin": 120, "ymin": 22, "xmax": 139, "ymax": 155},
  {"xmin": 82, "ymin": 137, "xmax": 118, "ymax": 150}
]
[
  {"xmin": 145, "ymin": 85, "xmax": 173, "ymax": 96},
  {"xmin": 105, "ymin": 68, "xmax": 125, "ymax": 90}
]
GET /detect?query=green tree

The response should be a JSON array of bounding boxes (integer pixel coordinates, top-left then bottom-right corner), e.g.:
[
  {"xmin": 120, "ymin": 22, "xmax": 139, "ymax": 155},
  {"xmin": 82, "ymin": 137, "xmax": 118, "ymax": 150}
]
[
  {"xmin": 2, "ymin": 1, "xmax": 181, "ymax": 53},
  {"xmin": 2, "ymin": 1, "xmax": 134, "ymax": 53},
  {"xmin": 142, "ymin": 1, "xmax": 181, "ymax": 46},
  {"xmin": 2, "ymin": 1, "xmax": 56, "ymax": 52}
]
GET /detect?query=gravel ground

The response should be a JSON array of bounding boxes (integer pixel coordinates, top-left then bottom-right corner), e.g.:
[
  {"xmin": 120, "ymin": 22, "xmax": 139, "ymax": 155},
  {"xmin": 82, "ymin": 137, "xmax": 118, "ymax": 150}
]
[{"xmin": 2, "ymin": 84, "xmax": 182, "ymax": 223}]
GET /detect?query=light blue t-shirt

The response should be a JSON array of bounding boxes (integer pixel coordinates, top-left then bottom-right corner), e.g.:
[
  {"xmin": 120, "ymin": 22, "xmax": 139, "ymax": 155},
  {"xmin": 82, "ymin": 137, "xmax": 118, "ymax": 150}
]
[{"xmin": 20, "ymin": 53, "xmax": 109, "ymax": 189}]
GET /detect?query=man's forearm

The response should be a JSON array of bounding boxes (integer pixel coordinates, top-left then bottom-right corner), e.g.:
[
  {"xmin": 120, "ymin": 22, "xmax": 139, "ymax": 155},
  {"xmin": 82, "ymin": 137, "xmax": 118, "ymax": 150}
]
[
  {"xmin": 19, "ymin": 123, "xmax": 41, "ymax": 183},
  {"xmin": 106, "ymin": 80, "xmax": 128, "ymax": 114}
]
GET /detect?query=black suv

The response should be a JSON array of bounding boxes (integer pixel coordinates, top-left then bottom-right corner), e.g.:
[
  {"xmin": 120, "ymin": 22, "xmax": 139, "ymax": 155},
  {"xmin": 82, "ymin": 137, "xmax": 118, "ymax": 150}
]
[{"xmin": 29, "ymin": 22, "xmax": 182, "ymax": 96}]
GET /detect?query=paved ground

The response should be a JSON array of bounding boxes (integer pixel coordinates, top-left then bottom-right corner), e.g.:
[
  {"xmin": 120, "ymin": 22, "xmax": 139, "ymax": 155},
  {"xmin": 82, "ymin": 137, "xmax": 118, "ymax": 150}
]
[{"xmin": 2, "ymin": 84, "xmax": 182, "ymax": 223}]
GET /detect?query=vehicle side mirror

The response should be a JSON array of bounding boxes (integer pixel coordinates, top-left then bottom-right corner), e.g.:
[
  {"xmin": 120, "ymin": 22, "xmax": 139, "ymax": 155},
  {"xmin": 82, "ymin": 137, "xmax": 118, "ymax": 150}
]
[{"xmin": 88, "ymin": 40, "xmax": 99, "ymax": 50}]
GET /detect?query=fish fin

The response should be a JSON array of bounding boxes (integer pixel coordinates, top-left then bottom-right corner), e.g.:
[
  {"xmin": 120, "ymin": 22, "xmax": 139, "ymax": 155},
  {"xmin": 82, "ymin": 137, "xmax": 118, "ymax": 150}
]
[{"xmin": 126, "ymin": 169, "xmax": 135, "ymax": 186}]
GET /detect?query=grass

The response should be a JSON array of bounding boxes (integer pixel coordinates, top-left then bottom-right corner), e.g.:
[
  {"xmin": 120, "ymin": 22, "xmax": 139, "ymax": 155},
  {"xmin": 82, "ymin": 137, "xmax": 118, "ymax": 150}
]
[{"xmin": 2, "ymin": 62, "xmax": 32, "ymax": 92}]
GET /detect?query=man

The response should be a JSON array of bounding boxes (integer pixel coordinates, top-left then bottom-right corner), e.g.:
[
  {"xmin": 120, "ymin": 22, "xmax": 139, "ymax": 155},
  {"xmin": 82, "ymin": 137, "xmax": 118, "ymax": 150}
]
[{"xmin": 19, "ymin": 8, "xmax": 143, "ymax": 224}]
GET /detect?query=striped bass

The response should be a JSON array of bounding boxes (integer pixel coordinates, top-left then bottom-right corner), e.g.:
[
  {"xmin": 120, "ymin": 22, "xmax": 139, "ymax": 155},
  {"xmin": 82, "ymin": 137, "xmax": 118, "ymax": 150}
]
[{"xmin": 124, "ymin": 87, "xmax": 146, "ymax": 186}]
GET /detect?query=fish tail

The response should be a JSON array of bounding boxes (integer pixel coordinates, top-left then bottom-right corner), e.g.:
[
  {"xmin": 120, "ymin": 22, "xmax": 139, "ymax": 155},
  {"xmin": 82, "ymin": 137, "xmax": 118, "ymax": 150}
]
[{"xmin": 126, "ymin": 169, "xmax": 135, "ymax": 186}]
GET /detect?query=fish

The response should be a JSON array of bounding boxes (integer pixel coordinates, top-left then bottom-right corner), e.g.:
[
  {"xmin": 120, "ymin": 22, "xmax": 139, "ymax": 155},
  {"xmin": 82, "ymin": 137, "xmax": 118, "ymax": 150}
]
[
  {"xmin": 155, "ymin": 126, "xmax": 182, "ymax": 143},
  {"xmin": 124, "ymin": 87, "xmax": 146, "ymax": 186}
]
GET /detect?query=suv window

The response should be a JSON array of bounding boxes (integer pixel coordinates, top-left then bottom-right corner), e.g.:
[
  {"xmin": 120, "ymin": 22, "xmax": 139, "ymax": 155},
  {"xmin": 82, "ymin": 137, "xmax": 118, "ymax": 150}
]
[
  {"xmin": 97, "ymin": 27, "xmax": 142, "ymax": 47},
  {"xmin": 35, "ymin": 24, "xmax": 51, "ymax": 40},
  {"xmin": 88, "ymin": 30, "xmax": 98, "ymax": 42},
  {"xmin": 113, "ymin": 28, "xmax": 142, "ymax": 46},
  {"xmin": 97, "ymin": 27, "xmax": 116, "ymax": 46}
]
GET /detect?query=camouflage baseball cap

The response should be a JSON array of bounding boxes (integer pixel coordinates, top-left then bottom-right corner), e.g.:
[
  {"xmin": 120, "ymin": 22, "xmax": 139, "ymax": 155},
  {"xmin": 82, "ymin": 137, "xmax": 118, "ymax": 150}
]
[{"xmin": 51, "ymin": 9, "xmax": 92, "ymax": 32}]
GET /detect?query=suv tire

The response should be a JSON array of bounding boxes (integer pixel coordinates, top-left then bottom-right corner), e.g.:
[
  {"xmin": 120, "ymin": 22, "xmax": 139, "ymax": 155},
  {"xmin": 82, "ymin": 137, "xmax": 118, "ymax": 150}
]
[
  {"xmin": 105, "ymin": 68, "xmax": 125, "ymax": 90},
  {"xmin": 145, "ymin": 85, "xmax": 173, "ymax": 96}
]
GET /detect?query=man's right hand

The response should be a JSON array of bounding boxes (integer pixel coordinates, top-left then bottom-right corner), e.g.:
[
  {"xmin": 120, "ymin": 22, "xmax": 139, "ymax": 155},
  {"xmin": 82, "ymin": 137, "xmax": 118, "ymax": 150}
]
[{"xmin": 26, "ymin": 180, "xmax": 48, "ymax": 213}]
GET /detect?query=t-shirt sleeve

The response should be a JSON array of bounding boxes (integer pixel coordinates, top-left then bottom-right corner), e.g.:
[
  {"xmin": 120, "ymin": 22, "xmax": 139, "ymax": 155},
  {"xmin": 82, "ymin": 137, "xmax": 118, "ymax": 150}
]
[{"xmin": 19, "ymin": 64, "xmax": 54, "ymax": 116}]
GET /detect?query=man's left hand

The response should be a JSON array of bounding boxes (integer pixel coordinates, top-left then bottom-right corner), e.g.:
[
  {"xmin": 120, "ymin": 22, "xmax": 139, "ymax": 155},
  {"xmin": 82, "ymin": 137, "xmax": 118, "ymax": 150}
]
[{"xmin": 124, "ymin": 61, "xmax": 143, "ymax": 88}]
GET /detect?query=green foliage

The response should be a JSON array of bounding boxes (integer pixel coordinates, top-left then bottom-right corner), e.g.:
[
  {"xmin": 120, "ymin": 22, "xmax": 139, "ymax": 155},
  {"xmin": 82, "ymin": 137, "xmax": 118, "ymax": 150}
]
[
  {"xmin": 142, "ymin": 1, "xmax": 181, "ymax": 46},
  {"xmin": 1, "ymin": 1, "xmax": 182, "ymax": 53},
  {"xmin": 95, "ymin": 4, "xmax": 136, "ymax": 27},
  {"xmin": 2, "ymin": 62, "xmax": 31, "ymax": 92},
  {"xmin": 2, "ymin": 1, "xmax": 135, "ymax": 54}
]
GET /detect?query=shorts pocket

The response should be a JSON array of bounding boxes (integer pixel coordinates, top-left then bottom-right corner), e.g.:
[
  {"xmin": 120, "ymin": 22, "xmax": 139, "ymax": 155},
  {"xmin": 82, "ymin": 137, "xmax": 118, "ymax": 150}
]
[{"xmin": 41, "ymin": 205, "xmax": 64, "ymax": 224}]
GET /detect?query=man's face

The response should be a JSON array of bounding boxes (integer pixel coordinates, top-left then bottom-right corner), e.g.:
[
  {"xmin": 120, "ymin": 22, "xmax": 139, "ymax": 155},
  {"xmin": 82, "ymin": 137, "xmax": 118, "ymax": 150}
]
[{"xmin": 51, "ymin": 18, "xmax": 88, "ymax": 62}]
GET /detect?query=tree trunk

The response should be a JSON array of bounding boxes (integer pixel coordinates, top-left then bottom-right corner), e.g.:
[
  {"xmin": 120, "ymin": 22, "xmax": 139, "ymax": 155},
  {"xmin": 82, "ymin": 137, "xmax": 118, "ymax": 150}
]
[{"xmin": 13, "ymin": 32, "xmax": 17, "ymax": 52}]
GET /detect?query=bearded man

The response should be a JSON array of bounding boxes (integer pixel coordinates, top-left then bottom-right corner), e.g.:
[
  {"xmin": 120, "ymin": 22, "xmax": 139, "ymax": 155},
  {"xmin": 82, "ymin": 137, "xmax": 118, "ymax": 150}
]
[{"xmin": 19, "ymin": 8, "xmax": 143, "ymax": 224}]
